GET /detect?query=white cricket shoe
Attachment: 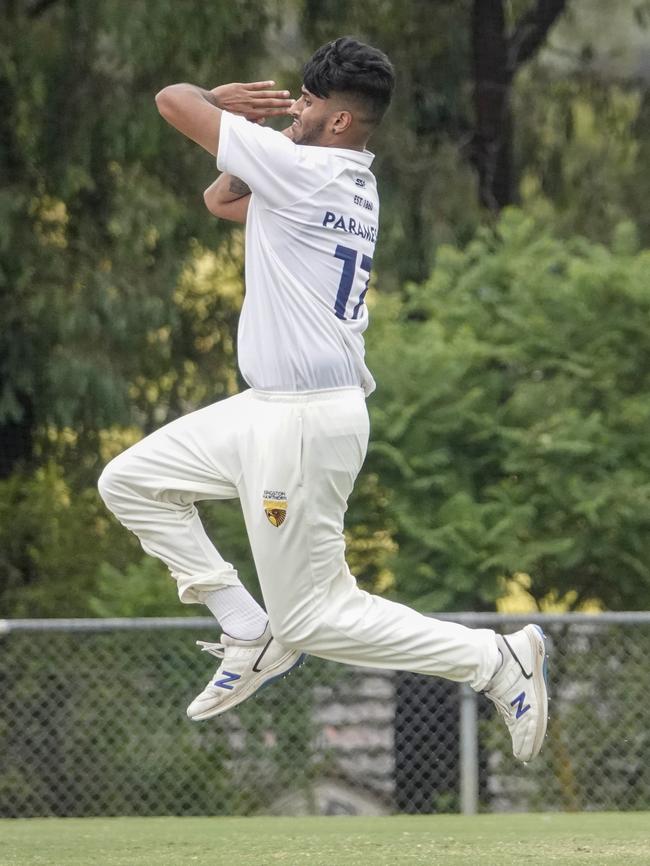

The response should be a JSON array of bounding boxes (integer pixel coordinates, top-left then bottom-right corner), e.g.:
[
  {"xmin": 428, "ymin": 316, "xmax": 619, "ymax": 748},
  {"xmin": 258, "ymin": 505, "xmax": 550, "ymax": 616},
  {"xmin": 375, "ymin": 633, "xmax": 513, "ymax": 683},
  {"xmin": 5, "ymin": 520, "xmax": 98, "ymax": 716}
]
[
  {"xmin": 483, "ymin": 624, "xmax": 549, "ymax": 763},
  {"xmin": 187, "ymin": 623, "xmax": 305, "ymax": 721}
]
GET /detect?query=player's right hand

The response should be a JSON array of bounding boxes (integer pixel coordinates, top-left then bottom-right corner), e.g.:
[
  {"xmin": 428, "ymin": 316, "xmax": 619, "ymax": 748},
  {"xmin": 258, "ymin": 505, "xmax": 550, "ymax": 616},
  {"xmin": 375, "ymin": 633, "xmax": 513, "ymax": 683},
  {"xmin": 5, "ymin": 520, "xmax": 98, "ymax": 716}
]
[{"xmin": 211, "ymin": 81, "xmax": 294, "ymax": 122}]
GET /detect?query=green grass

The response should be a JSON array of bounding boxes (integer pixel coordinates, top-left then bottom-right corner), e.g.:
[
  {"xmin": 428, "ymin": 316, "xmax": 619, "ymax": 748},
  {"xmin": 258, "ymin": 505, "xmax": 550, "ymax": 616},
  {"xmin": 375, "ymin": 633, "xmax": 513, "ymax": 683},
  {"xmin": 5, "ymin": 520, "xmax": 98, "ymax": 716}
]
[{"xmin": 1, "ymin": 813, "xmax": 649, "ymax": 866}]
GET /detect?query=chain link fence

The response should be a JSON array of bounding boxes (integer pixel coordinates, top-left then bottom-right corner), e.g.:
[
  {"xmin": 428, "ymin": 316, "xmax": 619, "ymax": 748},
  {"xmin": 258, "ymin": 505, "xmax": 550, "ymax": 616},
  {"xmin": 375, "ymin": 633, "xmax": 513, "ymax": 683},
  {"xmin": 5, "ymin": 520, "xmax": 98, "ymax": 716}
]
[{"xmin": 1, "ymin": 613, "xmax": 648, "ymax": 817}]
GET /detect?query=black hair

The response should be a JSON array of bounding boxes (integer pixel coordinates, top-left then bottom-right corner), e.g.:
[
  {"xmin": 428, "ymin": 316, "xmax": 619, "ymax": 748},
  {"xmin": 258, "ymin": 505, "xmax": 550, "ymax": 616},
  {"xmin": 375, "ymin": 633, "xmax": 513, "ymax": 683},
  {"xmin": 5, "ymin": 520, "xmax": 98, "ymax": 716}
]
[{"xmin": 302, "ymin": 36, "xmax": 395, "ymax": 125}]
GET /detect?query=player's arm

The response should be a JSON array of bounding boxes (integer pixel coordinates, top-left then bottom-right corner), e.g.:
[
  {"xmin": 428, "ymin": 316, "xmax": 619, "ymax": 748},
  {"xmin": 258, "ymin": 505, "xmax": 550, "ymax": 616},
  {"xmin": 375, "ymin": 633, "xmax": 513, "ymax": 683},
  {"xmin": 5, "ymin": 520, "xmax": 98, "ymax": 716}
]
[
  {"xmin": 202, "ymin": 126, "xmax": 294, "ymax": 223},
  {"xmin": 203, "ymin": 174, "xmax": 251, "ymax": 224},
  {"xmin": 155, "ymin": 81, "xmax": 293, "ymax": 156}
]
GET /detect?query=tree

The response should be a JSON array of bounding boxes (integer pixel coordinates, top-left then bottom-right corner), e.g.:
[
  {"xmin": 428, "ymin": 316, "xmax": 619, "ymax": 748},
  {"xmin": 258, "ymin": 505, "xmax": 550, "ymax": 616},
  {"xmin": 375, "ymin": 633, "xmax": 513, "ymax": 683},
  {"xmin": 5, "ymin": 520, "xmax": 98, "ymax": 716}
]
[
  {"xmin": 365, "ymin": 210, "xmax": 650, "ymax": 611},
  {"xmin": 2, "ymin": 0, "xmax": 649, "ymax": 619},
  {"xmin": 0, "ymin": 0, "xmax": 271, "ymax": 612},
  {"xmin": 0, "ymin": 0, "xmax": 267, "ymax": 480},
  {"xmin": 515, "ymin": 2, "xmax": 650, "ymax": 244},
  {"xmin": 296, "ymin": 0, "xmax": 569, "ymax": 280},
  {"xmin": 294, "ymin": 0, "xmax": 650, "ymax": 278},
  {"xmin": 469, "ymin": 0, "xmax": 567, "ymax": 211}
]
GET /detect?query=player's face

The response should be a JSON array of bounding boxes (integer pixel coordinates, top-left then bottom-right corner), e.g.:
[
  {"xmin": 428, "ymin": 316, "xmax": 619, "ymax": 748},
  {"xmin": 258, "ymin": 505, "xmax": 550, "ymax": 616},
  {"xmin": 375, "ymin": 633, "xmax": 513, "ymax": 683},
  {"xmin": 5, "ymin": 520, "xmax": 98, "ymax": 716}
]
[{"xmin": 287, "ymin": 86, "xmax": 329, "ymax": 146}]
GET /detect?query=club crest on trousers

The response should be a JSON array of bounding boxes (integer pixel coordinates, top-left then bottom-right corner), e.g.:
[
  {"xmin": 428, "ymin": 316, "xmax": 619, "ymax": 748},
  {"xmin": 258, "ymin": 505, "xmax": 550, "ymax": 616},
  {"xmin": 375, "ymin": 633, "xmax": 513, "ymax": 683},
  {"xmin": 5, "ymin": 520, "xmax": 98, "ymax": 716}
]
[{"xmin": 263, "ymin": 489, "xmax": 288, "ymax": 527}]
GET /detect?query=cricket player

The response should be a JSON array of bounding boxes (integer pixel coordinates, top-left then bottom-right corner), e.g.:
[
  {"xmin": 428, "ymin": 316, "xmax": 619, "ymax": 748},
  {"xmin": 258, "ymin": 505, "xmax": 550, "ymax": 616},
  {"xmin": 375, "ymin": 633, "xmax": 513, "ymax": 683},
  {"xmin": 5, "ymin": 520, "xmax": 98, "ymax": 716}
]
[{"xmin": 98, "ymin": 37, "xmax": 548, "ymax": 763}]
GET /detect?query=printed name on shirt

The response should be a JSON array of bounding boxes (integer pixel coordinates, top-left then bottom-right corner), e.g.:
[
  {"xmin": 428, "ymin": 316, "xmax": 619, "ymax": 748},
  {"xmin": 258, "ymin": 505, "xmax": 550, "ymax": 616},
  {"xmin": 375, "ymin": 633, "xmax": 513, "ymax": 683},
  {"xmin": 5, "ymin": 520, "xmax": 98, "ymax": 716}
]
[
  {"xmin": 322, "ymin": 211, "xmax": 377, "ymax": 243},
  {"xmin": 355, "ymin": 178, "xmax": 366, "ymax": 187},
  {"xmin": 353, "ymin": 194, "xmax": 374, "ymax": 212}
]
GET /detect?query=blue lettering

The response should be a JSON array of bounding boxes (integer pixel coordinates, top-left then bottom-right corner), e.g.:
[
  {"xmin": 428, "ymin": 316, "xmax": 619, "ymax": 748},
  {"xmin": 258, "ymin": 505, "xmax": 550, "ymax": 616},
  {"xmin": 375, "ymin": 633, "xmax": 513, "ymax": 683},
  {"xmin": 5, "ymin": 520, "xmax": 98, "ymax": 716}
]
[
  {"xmin": 332, "ymin": 246, "xmax": 373, "ymax": 321},
  {"xmin": 323, "ymin": 210, "xmax": 378, "ymax": 243}
]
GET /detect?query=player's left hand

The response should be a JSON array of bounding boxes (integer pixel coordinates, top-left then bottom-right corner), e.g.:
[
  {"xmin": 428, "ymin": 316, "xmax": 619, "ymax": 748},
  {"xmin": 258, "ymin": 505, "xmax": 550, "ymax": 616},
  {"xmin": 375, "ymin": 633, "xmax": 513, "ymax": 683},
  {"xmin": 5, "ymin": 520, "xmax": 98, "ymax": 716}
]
[{"xmin": 212, "ymin": 81, "xmax": 294, "ymax": 121}]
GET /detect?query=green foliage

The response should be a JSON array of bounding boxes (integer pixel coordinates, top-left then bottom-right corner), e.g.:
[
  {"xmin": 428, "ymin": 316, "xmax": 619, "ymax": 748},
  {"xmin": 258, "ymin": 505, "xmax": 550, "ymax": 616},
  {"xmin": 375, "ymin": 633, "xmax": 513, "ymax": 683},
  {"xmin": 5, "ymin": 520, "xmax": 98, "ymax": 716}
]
[
  {"xmin": 1, "ymin": 0, "xmax": 264, "ymax": 442},
  {"xmin": 366, "ymin": 209, "xmax": 650, "ymax": 610},
  {"xmin": 517, "ymin": 69, "xmax": 649, "ymax": 243},
  {"xmin": 295, "ymin": 0, "xmax": 650, "ymax": 282},
  {"xmin": 2, "ymin": 2, "xmax": 650, "ymax": 617},
  {"xmin": 87, "ymin": 558, "xmax": 181, "ymax": 618},
  {"xmin": 0, "ymin": 462, "xmax": 136, "ymax": 616},
  {"xmin": 4, "ymin": 211, "xmax": 650, "ymax": 617},
  {"xmin": 1, "ymin": 0, "xmax": 293, "ymax": 587}
]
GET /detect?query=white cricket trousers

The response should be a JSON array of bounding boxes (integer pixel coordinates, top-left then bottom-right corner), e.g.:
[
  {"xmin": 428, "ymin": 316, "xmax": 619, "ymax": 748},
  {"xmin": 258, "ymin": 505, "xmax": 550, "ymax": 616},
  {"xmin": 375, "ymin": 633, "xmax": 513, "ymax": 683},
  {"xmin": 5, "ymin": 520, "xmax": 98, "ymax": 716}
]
[{"xmin": 98, "ymin": 387, "xmax": 499, "ymax": 691}]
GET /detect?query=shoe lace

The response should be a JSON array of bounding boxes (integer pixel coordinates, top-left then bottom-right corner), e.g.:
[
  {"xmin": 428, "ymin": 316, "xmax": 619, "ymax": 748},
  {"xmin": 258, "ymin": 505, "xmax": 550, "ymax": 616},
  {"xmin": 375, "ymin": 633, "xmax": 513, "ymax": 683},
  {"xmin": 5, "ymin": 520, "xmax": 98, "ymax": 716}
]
[
  {"xmin": 488, "ymin": 693, "xmax": 510, "ymax": 717},
  {"xmin": 484, "ymin": 688, "xmax": 515, "ymax": 727},
  {"xmin": 196, "ymin": 640, "xmax": 225, "ymax": 660}
]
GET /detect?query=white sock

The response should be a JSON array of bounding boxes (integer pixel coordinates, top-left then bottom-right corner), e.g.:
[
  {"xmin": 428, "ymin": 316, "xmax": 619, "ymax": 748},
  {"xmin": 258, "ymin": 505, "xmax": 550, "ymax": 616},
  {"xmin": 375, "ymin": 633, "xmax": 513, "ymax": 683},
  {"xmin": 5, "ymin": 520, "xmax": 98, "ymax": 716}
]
[{"xmin": 202, "ymin": 585, "xmax": 268, "ymax": 640}]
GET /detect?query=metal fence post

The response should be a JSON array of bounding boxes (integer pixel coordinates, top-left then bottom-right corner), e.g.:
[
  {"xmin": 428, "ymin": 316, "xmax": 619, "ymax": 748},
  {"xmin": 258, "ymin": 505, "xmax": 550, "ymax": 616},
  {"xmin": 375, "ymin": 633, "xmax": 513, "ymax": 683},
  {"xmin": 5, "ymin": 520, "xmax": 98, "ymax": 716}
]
[{"xmin": 459, "ymin": 683, "xmax": 479, "ymax": 815}]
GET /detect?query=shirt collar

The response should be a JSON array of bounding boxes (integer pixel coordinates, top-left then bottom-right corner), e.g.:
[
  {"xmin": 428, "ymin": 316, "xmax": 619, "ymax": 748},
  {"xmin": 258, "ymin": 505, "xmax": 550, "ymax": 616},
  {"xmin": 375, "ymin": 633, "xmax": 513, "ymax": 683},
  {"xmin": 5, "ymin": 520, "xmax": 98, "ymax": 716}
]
[
  {"xmin": 298, "ymin": 143, "xmax": 375, "ymax": 167},
  {"xmin": 325, "ymin": 147, "xmax": 375, "ymax": 167}
]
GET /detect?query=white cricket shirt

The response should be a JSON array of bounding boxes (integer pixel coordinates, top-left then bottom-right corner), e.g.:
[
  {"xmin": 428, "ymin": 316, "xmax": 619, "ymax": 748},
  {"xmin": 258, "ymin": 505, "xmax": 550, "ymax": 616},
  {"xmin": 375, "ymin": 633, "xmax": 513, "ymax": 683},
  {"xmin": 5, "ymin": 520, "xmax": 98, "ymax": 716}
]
[{"xmin": 216, "ymin": 111, "xmax": 379, "ymax": 396}]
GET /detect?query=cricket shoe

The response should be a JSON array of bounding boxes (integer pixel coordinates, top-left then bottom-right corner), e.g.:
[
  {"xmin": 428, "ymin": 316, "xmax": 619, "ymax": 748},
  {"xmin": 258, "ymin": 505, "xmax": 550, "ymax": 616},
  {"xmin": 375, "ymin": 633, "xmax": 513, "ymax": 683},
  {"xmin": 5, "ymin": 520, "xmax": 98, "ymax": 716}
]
[
  {"xmin": 483, "ymin": 624, "xmax": 549, "ymax": 763},
  {"xmin": 187, "ymin": 623, "xmax": 305, "ymax": 721}
]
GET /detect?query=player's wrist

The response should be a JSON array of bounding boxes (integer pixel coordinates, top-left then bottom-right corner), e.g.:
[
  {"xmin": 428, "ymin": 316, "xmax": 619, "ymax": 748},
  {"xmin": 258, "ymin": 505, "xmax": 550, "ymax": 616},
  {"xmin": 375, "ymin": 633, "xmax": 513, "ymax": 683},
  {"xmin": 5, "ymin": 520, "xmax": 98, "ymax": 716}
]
[{"xmin": 210, "ymin": 85, "xmax": 228, "ymax": 111}]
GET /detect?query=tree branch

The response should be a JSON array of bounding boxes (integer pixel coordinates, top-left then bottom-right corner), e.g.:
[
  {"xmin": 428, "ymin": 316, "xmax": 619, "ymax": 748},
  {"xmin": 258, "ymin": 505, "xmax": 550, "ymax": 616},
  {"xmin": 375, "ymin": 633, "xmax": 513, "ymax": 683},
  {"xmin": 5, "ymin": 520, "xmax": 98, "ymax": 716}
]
[{"xmin": 507, "ymin": 0, "xmax": 567, "ymax": 72}]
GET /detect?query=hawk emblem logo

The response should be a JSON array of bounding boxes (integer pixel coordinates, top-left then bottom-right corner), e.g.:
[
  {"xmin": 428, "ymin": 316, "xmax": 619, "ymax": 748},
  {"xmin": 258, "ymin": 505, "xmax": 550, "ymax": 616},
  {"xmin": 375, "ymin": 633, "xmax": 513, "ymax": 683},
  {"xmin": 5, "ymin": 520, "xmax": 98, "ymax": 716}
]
[{"xmin": 263, "ymin": 489, "xmax": 288, "ymax": 527}]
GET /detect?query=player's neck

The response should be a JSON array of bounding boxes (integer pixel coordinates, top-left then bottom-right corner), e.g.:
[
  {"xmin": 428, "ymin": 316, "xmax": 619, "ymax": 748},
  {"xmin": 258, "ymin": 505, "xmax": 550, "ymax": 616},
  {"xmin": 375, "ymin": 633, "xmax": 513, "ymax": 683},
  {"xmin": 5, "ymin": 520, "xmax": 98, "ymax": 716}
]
[
  {"xmin": 327, "ymin": 142, "xmax": 366, "ymax": 152},
  {"xmin": 323, "ymin": 133, "xmax": 368, "ymax": 152}
]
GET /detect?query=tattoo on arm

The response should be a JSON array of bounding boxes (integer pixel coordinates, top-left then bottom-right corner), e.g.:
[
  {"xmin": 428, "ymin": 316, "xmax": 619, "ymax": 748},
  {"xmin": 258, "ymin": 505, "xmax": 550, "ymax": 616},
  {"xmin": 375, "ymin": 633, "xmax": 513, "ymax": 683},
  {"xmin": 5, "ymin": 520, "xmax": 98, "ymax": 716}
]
[{"xmin": 229, "ymin": 176, "xmax": 251, "ymax": 196}]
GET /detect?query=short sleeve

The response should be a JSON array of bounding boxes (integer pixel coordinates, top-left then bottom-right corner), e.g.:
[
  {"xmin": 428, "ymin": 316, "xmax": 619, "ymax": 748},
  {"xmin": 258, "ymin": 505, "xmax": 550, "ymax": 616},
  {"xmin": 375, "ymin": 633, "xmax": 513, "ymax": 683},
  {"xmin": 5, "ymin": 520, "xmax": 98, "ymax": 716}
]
[{"xmin": 217, "ymin": 111, "xmax": 330, "ymax": 209}]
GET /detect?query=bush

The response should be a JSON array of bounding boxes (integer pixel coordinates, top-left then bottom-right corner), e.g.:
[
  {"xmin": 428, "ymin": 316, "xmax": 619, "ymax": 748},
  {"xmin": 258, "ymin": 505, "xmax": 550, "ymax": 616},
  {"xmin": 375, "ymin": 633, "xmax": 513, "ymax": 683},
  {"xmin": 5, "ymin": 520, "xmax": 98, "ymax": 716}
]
[{"xmin": 365, "ymin": 209, "xmax": 650, "ymax": 610}]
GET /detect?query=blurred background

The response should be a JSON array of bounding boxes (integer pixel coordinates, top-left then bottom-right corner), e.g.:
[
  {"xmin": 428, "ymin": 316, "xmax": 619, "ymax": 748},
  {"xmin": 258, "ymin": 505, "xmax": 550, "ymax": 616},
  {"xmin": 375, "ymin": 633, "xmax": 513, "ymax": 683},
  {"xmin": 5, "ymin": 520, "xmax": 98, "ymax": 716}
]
[{"xmin": 1, "ymin": 0, "xmax": 650, "ymax": 818}]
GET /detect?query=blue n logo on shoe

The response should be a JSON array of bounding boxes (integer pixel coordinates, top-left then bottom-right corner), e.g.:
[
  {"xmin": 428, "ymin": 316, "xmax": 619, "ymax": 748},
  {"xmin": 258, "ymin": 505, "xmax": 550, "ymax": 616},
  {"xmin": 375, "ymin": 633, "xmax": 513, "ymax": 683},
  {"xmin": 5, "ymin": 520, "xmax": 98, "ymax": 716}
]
[
  {"xmin": 511, "ymin": 691, "xmax": 531, "ymax": 719},
  {"xmin": 214, "ymin": 670, "xmax": 241, "ymax": 690}
]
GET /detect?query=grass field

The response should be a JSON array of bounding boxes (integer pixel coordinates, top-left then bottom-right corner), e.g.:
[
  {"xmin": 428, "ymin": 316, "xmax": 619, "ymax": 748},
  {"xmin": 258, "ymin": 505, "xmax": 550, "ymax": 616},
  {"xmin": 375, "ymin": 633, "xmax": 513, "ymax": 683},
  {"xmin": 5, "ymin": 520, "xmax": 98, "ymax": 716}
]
[{"xmin": 1, "ymin": 813, "xmax": 649, "ymax": 866}]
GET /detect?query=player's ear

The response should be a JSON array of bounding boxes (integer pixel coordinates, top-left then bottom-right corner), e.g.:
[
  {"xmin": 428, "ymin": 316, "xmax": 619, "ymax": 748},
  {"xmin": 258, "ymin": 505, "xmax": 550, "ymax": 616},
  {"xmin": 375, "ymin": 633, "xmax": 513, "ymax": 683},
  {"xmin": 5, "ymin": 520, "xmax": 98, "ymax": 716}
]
[{"xmin": 331, "ymin": 110, "xmax": 353, "ymax": 135}]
